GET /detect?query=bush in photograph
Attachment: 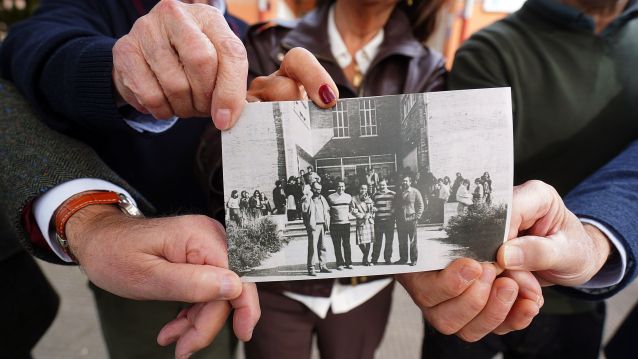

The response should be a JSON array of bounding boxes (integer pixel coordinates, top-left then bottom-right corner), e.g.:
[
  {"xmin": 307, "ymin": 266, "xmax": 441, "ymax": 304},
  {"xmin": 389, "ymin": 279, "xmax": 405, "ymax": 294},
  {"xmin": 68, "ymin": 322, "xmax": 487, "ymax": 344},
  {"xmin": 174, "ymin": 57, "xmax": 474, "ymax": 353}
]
[
  {"xmin": 227, "ymin": 216, "xmax": 287, "ymax": 273},
  {"xmin": 444, "ymin": 204, "xmax": 507, "ymax": 261}
]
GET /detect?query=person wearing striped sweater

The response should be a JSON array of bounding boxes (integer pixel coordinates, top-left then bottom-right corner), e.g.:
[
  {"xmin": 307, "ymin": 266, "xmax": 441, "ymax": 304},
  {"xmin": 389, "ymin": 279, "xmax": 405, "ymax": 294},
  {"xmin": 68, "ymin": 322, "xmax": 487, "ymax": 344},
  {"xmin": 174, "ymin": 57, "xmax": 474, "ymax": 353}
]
[{"xmin": 371, "ymin": 179, "xmax": 396, "ymax": 264}]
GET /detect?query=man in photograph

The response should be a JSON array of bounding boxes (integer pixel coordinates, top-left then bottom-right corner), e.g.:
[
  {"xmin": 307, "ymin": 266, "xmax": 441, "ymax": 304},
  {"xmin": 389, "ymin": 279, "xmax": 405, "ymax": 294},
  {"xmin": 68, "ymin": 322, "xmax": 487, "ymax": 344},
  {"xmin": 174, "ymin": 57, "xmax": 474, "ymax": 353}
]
[
  {"xmin": 302, "ymin": 182, "xmax": 332, "ymax": 276},
  {"xmin": 327, "ymin": 181, "xmax": 353, "ymax": 270},
  {"xmin": 371, "ymin": 179, "xmax": 397, "ymax": 265},
  {"xmin": 366, "ymin": 167, "xmax": 380, "ymax": 195},
  {"xmin": 395, "ymin": 176, "xmax": 425, "ymax": 266}
]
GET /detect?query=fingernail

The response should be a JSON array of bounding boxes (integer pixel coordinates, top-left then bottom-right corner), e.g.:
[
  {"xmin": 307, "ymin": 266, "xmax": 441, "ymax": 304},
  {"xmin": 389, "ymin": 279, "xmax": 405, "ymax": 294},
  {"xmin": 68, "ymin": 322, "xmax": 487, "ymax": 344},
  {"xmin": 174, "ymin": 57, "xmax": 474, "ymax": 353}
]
[
  {"xmin": 504, "ymin": 245, "xmax": 524, "ymax": 267},
  {"xmin": 177, "ymin": 352, "xmax": 193, "ymax": 359},
  {"xmin": 497, "ymin": 287, "xmax": 517, "ymax": 303},
  {"xmin": 319, "ymin": 84, "xmax": 336, "ymax": 105},
  {"xmin": 460, "ymin": 265, "xmax": 481, "ymax": 283},
  {"xmin": 214, "ymin": 108, "xmax": 231, "ymax": 130},
  {"xmin": 219, "ymin": 273, "xmax": 238, "ymax": 298}
]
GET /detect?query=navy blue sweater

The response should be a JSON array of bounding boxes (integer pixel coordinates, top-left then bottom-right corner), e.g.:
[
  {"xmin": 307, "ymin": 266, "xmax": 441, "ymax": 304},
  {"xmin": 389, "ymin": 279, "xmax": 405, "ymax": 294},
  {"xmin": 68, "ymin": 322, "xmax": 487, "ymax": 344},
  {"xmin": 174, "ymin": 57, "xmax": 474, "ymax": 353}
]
[{"xmin": 1, "ymin": 0, "xmax": 245, "ymax": 216}]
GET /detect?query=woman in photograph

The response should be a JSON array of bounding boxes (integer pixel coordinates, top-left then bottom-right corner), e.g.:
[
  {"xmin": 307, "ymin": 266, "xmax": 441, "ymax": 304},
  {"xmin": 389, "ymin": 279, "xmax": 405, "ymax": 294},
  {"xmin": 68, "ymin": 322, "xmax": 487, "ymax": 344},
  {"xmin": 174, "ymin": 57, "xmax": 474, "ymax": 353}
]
[
  {"xmin": 260, "ymin": 192, "xmax": 273, "ymax": 215},
  {"xmin": 434, "ymin": 177, "xmax": 450, "ymax": 222},
  {"xmin": 239, "ymin": 190, "xmax": 250, "ymax": 221},
  {"xmin": 482, "ymin": 171, "xmax": 493, "ymax": 205},
  {"xmin": 456, "ymin": 179, "xmax": 473, "ymax": 214},
  {"xmin": 226, "ymin": 190, "xmax": 242, "ymax": 226},
  {"xmin": 473, "ymin": 177, "xmax": 485, "ymax": 205},
  {"xmin": 285, "ymin": 176, "xmax": 299, "ymax": 221},
  {"xmin": 248, "ymin": 190, "xmax": 262, "ymax": 219},
  {"xmin": 243, "ymin": 0, "xmax": 448, "ymax": 357},
  {"xmin": 351, "ymin": 184, "xmax": 376, "ymax": 266}
]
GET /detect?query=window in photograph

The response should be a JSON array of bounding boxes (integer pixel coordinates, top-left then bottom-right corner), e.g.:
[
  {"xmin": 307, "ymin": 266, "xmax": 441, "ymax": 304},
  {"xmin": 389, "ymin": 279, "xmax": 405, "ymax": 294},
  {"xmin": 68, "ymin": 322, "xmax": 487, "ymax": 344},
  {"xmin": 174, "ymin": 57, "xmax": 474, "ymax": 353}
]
[
  {"xmin": 360, "ymin": 99, "xmax": 377, "ymax": 136},
  {"xmin": 332, "ymin": 101, "xmax": 349, "ymax": 138}
]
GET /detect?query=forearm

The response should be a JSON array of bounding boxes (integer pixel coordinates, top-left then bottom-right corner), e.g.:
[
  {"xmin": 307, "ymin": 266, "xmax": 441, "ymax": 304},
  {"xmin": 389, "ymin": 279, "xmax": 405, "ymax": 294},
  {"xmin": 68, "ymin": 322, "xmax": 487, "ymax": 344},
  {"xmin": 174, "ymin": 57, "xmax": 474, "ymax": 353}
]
[{"xmin": 1, "ymin": 1, "xmax": 123, "ymax": 128}]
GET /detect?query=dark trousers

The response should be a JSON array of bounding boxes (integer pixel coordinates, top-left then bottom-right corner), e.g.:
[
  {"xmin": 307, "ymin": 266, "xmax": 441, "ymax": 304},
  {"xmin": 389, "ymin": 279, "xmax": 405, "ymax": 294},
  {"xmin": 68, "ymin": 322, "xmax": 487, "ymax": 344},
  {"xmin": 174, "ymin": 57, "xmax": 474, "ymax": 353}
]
[
  {"xmin": 1, "ymin": 251, "xmax": 59, "ymax": 359},
  {"xmin": 422, "ymin": 301, "xmax": 605, "ymax": 359},
  {"xmin": 330, "ymin": 223, "xmax": 351, "ymax": 266},
  {"xmin": 246, "ymin": 282, "xmax": 394, "ymax": 359},
  {"xmin": 360, "ymin": 243, "xmax": 371, "ymax": 264},
  {"xmin": 397, "ymin": 220, "xmax": 418, "ymax": 264},
  {"xmin": 605, "ymin": 300, "xmax": 638, "ymax": 358},
  {"xmin": 90, "ymin": 283, "xmax": 234, "ymax": 359},
  {"xmin": 372, "ymin": 220, "xmax": 395, "ymax": 263}
]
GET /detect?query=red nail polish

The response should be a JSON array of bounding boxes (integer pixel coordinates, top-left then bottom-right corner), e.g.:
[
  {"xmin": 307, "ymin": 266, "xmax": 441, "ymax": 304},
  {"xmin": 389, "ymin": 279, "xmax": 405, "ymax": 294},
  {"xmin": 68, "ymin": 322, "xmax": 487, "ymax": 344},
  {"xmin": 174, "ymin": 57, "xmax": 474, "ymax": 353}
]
[{"xmin": 319, "ymin": 84, "xmax": 336, "ymax": 105}]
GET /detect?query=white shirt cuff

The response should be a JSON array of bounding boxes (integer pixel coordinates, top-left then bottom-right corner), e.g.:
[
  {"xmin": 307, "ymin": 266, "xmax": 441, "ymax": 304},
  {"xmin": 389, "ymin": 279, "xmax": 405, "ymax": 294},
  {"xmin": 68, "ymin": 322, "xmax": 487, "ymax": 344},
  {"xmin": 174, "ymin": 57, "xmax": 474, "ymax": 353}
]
[
  {"xmin": 577, "ymin": 218, "xmax": 627, "ymax": 289},
  {"xmin": 32, "ymin": 178, "xmax": 137, "ymax": 262},
  {"xmin": 124, "ymin": 115, "xmax": 178, "ymax": 133}
]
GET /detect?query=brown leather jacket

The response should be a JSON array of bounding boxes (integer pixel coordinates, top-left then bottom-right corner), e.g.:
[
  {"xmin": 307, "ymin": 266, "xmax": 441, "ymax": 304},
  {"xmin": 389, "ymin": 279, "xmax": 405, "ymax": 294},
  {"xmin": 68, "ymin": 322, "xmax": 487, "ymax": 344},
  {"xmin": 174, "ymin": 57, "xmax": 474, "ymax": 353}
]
[
  {"xmin": 244, "ymin": 3, "xmax": 447, "ymax": 296},
  {"xmin": 245, "ymin": 3, "xmax": 446, "ymax": 98}
]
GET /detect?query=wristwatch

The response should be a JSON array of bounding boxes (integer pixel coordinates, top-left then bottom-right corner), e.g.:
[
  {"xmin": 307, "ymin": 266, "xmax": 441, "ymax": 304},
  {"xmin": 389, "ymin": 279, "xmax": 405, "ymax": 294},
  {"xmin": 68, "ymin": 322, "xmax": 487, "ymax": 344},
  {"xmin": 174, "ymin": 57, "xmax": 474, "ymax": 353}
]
[{"xmin": 53, "ymin": 191, "xmax": 143, "ymax": 262}]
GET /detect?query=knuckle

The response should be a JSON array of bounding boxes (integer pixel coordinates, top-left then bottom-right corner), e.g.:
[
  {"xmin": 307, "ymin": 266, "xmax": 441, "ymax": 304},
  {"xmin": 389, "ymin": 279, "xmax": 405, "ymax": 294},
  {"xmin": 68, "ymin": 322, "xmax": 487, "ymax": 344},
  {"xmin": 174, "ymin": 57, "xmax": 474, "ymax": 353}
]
[
  {"xmin": 200, "ymin": 4, "xmax": 223, "ymax": 19},
  {"xmin": 217, "ymin": 36, "xmax": 248, "ymax": 61},
  {"xmin": 185, "ymin": 49, "xmax": 215, "ymax": 72},
  {"xmin": 415, "ymin": 292, "xmax": 437, "ymax": 309},
  {"xmin": 466, "ymin": 297, "xmax": 486, "ymax": 314},
  {"xmin": 132, "ymin": 14, "xmax": 153, "ymax": 33},
  {"xmin": 431, "ymin": 317, "xmax": 459, "ymax": 336},
  {"xmin": 139, "ymin": 92, "xmax": 166, "ymax": 111},
  {"xmin": 162, "ymin": 78, "xmax": 190, "ymax": 99},
  {"xmin": 456, "ymin": 330, "xmax": 482, "ymax": 343},
  {"xmin": 156, "ymin": 0, "xmax": 181, "ymax": 15}
]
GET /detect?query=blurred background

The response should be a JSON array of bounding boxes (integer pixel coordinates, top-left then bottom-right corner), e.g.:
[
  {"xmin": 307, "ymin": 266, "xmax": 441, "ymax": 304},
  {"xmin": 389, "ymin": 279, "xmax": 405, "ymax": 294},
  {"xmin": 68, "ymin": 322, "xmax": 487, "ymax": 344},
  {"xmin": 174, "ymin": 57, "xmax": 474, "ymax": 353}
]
[{"xmin": 2, "ymin": 1, "xmax": 636, "ymax": 358}]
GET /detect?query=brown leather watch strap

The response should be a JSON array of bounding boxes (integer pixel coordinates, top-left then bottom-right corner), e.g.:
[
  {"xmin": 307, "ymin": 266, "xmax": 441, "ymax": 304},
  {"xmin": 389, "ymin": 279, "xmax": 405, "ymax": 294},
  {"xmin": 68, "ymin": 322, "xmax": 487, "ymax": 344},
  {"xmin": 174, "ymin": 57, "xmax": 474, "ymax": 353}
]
[{"xmin": 54, "ymin": 191, "xmax": 121, "ymax": 260}]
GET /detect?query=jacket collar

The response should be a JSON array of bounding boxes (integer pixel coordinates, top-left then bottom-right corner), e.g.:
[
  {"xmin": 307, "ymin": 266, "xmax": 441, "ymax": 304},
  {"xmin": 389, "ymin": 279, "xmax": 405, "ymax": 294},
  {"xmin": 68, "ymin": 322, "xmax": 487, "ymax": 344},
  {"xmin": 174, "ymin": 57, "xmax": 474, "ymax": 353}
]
[
  {"xmin": 524, "ymin": 0, "xmax": 638, "ymax": 33},
  {"xmin": 276, "ymin": 2, "xmax": 426, "ymax": 88}
]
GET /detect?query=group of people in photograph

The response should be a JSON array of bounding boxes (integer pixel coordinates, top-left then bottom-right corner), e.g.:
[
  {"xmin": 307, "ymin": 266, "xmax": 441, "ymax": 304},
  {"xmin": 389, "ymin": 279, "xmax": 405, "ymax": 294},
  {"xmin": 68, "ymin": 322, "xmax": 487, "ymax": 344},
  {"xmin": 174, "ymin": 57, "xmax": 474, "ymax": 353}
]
[
  {"xmin": 300, "ymin": 175, "xmax": 425, "ymax": 276},
  {"xmin": 226, "ymin": 165, "xmax": 495, "ymax": 275}
]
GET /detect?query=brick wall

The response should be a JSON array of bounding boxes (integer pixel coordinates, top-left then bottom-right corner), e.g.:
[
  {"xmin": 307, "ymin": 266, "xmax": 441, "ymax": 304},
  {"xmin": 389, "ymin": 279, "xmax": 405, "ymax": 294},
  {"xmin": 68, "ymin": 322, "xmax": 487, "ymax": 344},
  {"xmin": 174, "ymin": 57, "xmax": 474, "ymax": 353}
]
[{"xmin": 311, "ymin": 96, "xmax": 401, "ymax": 158}]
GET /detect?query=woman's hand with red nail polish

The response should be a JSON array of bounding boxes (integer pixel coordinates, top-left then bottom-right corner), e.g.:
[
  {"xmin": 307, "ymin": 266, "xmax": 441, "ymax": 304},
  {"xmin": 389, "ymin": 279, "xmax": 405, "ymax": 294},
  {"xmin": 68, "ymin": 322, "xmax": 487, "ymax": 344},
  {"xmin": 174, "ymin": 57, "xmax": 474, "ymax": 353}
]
[{"xmin": 247, "ymin": 47, "xmax": 339, "ymax": 108}]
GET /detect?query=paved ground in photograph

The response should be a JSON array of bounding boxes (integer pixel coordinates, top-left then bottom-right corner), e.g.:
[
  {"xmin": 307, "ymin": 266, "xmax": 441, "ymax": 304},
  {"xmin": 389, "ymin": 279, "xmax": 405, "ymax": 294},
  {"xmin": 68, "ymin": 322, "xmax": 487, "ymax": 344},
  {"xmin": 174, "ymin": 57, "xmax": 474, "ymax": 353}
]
[{"xmin": 242, "ymin": 227, "xmax": 463, "ymax": 281}]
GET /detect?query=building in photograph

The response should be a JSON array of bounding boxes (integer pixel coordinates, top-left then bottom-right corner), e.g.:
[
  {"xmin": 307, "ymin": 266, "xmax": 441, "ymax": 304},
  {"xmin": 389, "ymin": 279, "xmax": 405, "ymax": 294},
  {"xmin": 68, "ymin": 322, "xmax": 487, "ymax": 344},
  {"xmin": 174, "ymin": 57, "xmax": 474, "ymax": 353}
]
[
  {"xmin": 223, "ymin": 95, "xmax": 431, "ymax": 201},
  {"xmin": 281, "ymin": 95, "xmax": 427, "ymax": 190}
]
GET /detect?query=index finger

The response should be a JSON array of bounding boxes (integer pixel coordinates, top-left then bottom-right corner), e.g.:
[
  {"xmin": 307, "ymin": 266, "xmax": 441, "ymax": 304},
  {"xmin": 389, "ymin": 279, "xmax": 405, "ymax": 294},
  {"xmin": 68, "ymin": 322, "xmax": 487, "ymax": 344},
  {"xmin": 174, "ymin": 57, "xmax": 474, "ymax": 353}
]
[
  {"xmin": 189, "ymin": 5, "xmax": 248, "ymax": 130},
  {"xmin": 231, "ymin": 283, "xmax": 261, "ymax": 341},
  {"xmin": 396, "ymin": 258, "xmax": 482, "ymax": 309},
  {"xmin": 277, "ymin": 47, "xmax": 339, "ymax": 108},
  {"xmin": 509, "ymin": 180, "xmax": 564, "ymax": 240}
]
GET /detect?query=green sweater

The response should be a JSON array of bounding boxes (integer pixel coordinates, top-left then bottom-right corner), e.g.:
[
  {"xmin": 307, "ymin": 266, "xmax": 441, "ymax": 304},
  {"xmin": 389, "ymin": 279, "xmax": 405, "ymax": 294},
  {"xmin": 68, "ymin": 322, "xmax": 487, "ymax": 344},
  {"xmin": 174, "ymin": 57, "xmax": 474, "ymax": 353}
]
[
  {"xmin": 449, "ymin": 0, "xmax": 638, "ymax": 314},
  {"xmin": 449, "ymin": 0, "xmax": 638, "ymax": 196}
]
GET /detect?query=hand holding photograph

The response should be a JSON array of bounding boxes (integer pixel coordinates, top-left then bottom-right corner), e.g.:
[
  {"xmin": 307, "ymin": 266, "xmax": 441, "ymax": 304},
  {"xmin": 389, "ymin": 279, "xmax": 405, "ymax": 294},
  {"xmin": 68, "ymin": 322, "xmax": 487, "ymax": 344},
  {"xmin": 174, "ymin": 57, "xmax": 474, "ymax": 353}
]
[{"xmin": 222, "ymin": 88, "xmax": 513, "ymax": 282}]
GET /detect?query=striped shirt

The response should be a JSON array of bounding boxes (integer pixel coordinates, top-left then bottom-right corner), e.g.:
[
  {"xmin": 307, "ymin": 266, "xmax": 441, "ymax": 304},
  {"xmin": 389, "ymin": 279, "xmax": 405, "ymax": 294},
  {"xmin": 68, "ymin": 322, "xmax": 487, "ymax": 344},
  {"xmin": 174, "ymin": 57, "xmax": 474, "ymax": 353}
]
[
  {"xmin": 373, "ymin": 190, "xmax": 396, "ymax": 221},
  {"xmin": 327, "ymin": 192, "xmax": 352, "ymax": 224}
]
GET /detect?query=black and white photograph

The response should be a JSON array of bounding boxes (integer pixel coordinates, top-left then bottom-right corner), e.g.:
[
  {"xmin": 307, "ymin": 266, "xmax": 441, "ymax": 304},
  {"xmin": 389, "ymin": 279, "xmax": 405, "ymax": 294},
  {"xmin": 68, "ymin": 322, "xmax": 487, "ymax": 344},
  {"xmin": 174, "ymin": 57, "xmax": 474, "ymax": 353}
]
[{"xmin": 222, "ymin": 87, "xmax": 513, "ymax": 282}]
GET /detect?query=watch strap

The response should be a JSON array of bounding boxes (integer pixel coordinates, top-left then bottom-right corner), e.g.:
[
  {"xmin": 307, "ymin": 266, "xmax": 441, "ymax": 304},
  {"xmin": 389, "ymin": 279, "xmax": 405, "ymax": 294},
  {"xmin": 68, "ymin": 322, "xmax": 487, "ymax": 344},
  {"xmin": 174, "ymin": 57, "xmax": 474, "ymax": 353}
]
[{"xmin": 54, "ymin": 191, "xmax": 122, "ymax": 261}]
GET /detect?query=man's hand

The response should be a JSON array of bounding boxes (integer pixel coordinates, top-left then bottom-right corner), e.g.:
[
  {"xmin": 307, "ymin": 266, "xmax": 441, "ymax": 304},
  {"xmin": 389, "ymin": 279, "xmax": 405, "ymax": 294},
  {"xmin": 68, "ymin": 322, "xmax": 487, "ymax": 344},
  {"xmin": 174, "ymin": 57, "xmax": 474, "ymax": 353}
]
[
  {"xmin": 397, "ymin": 260, "xmax": 542, "ymax": 342},
  {"xmin": 112, "ymin": 0, "xmax": 247, "ymax": 129},
  {"xmin": 65, "ymin": 204, "xmax": 260, "ymax": 357},
  {"xmin": 498, "ymin": 180, "xmax": 612, "ymax": 286}
]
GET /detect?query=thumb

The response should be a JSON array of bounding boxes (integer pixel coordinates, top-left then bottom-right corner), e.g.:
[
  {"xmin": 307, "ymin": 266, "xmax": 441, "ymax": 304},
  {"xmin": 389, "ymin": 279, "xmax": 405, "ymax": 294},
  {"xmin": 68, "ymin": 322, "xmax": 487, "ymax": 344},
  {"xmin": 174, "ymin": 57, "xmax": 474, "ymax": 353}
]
[
  {"xmin": 498, "ymin": 235, "xmax": 562, "ymax": 272},
  {"xmin": 497, "ymin": 233, "xmax": 592, "ymax": 286},
  {"xmin": 146, "ymin": 261, "xmax": 243, "ymax": 302}
]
